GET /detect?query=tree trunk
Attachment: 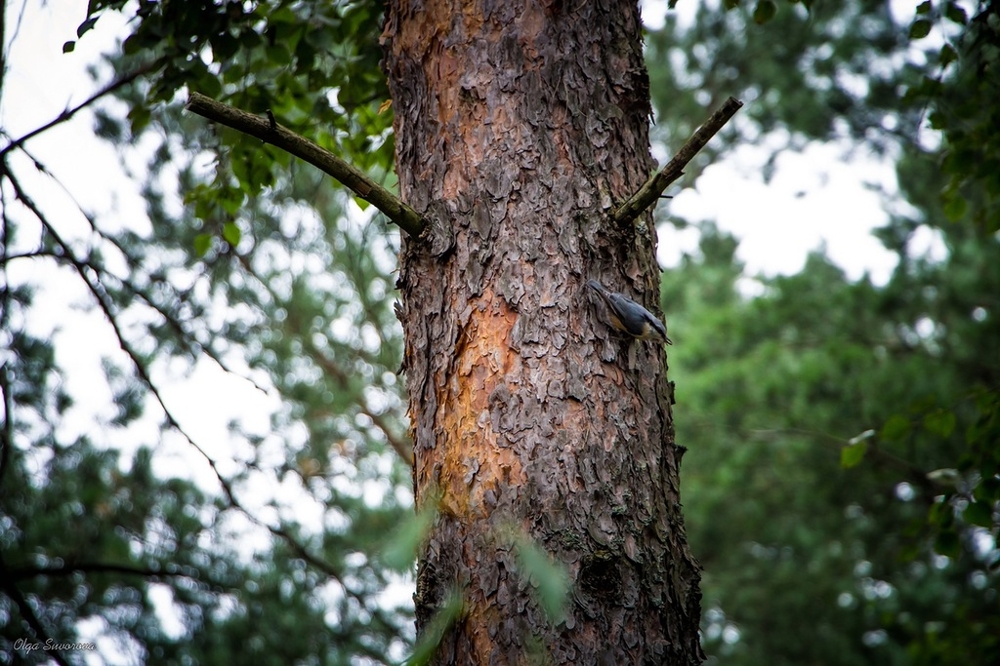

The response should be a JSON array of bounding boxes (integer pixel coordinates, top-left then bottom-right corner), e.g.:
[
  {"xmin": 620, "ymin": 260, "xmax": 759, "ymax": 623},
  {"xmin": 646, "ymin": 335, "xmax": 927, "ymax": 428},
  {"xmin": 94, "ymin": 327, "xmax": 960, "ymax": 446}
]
[{"xmin": 381, "ymin": 0, "xmax": 703, "ymax": 662}]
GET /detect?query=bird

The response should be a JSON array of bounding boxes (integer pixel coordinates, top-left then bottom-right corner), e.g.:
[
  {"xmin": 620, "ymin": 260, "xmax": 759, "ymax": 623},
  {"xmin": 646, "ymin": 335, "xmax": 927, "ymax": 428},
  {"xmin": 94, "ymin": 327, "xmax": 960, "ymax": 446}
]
[{"xmin": 586, "ymin": 279, "xmax": 672, "ymax": 345}]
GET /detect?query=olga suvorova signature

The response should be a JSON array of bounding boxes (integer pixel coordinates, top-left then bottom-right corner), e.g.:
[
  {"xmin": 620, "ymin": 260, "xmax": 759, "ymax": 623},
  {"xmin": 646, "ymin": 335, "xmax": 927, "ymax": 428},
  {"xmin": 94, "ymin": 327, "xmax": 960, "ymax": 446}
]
[{"xmin": 14, "ymin": 638, "xmax": 98, "ymax": 653}]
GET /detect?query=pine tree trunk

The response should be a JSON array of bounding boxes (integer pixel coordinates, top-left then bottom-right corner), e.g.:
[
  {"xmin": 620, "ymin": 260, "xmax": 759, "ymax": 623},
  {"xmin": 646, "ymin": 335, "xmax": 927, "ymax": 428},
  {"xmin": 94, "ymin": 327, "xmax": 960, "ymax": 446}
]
[{"xmin": 382, "ymin": 0, "xmax": 703, "ymax": 662}]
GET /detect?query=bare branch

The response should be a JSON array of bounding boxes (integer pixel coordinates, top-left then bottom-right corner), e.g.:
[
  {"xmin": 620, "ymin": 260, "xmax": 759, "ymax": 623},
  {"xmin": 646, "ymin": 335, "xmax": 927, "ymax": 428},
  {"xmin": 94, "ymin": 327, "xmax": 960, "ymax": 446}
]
[
  {"xmin": 614, "ymin": 96, "xmax": 744, "ymax": 225},
  {"xmin": 185, "ymin": 92, "xmax": 426, "ymax": 238},
  {"xmin": 0, "ymin": 555, "xmax": 73, "ymax": 666},
  {"xmin": 5, "ymin": 172, "xmax": 374, "ymax": 607},
  {"xmin": 8, "ymin": 562, "xmax": 197, "ymax": 581},
  {"xmin": 0, "ymin": 62, "xmax": 156, "ymax": 160}
]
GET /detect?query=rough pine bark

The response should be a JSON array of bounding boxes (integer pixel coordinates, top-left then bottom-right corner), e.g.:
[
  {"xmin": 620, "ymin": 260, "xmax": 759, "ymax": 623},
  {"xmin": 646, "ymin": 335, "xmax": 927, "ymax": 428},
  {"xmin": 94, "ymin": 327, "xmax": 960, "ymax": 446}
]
[{"xmin": 381, "ymin": 0, "xmax": 703, "ymax": 662}]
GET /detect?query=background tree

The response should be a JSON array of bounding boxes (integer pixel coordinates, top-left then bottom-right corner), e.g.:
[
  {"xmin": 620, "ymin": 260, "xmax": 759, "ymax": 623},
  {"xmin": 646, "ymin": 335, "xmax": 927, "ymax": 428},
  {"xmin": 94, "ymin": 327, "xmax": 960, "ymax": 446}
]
[
  {"xmin": 2, "ymin": 1, "xmax": 415, "ymax": 663},
  {"xmin": 646, "ymin": 0, "xmax": 1000, "ymax": 663}
]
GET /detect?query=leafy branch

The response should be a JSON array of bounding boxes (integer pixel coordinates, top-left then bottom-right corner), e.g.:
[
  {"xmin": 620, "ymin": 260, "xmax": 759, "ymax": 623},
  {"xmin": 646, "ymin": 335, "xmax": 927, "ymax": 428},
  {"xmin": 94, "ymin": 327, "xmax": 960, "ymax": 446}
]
[
  {"xmin": 7, "ymin": 561, "xmax": 201, "ymax": 582},
  {"xmin": 305, "ymin": 334, "xmax": 413, "ymax": 466},
  {"xmin": 232, "ymin": 253, "xmax": 413, "ymax": 465}
]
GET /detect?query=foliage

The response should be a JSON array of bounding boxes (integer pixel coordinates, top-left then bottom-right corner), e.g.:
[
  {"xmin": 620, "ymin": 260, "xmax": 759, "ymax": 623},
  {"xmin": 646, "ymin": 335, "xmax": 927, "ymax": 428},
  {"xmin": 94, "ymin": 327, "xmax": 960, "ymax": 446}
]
[
  {"xmin": 2, "ymin": 0, "xmax": 998, "ymax": 663},
  {"xmin": 647, "ymin": 0, "xmax": 1000, "ymax": 663},
  {"xmin": 1, "ymin": 1, "xmax": 410, "ymax": 663},
  {"xmin": 85, "ymin": 0, "xmax": 394, "ymax": 246},
  {"xmin": 898, "ymin": 0, "xmax": 1000, "ymax": 231},
  {"xmin": 662, "ymin": 223, "xmax": 998, "ymax": 664}
]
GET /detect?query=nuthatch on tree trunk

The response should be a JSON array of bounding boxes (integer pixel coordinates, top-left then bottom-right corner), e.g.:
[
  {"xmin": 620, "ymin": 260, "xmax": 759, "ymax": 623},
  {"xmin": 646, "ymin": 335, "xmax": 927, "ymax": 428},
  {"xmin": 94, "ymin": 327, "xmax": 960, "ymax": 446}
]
[{"xmin": 586, "ymin": 279, "xmax": 672, "ymax": 345}]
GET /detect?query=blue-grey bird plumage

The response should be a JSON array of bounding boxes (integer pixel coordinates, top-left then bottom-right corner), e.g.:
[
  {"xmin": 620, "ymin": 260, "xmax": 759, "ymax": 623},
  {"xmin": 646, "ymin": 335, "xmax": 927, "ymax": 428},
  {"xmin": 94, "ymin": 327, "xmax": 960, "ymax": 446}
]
[{"xmin": 586, "ymin": 279, "xmax": 672, "ymax": 345}]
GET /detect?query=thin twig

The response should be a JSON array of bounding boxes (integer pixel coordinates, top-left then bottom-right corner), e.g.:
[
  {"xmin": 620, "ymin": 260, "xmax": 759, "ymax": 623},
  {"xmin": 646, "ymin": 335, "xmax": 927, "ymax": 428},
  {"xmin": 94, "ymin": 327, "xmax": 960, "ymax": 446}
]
[
  {"xmin": 614, "ymin": 96, "xmax": 744, "ymax": 225},
  {"xmin": 3, "ymin": 247, "xmax": 263, "ymax": 393},
  {"xmin": 185, "ymin": 92, "xmax": 425, "ymax": 237},
  {"xmin": 14, "ymin": 144, "xmax": 144, "ymax": 270},
  {"xmin": 0, "ymin": 554, "xmax": 72, "ymax": 666},
  {"xmin": 234, "ymin": 253, "xmax": 413, "ymax": 466},
  {"xmin": 0, "ymin": 0, "xmax": 8, "ymax": 103},
  {"xmin": 0, "ymin": 62, "xmax": 156, "ymax": 160},
  {"xmin": 8, "ymin": 562, "xmax": 196, "ymax": 581},
  {"xmin": 6, "ymin": 172, "xmax": 371, "ymax": 605}
]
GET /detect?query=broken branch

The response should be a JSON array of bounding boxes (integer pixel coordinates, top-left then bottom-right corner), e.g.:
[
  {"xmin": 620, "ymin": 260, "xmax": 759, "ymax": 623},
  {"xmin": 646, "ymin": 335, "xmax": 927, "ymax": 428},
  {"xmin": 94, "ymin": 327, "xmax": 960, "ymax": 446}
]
[
  {"xmin": 614, "ymin": 96, "xmax": 744, "ymax": 225},
  {"xmin": 185, "ymin": 92, "xmax": 425, "ymax": 238}
]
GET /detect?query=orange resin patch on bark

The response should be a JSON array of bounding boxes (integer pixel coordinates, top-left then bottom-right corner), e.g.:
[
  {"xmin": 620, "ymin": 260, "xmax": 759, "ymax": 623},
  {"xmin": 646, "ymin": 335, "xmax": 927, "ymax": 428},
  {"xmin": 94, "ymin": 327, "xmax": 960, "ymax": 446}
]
[{"xmin": 433, "ymin": 288, "xmax": 525, "ymax": 519}]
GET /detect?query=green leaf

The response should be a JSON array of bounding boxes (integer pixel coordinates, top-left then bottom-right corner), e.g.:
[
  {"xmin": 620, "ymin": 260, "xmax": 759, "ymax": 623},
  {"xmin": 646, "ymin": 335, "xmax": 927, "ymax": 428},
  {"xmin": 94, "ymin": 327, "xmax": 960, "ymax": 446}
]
[
  {"xmin": 121, "ymin": 33, "xmax": 141, "ymax": 55},
  {"xmin": 962, "ymin": 500, "xmax": 994, "ymax": 528},
  {"xmin": 77, "ymin": 17, "xmax": 99, "ymax": 38},
  {"xmin": 943, "ymin": 192, "xmax": 967, "ymax": 221},
  {"xmin": 516, "ymin": 539, "xmax": 570, "ymax": 621},
  {"xmin": 383, "ymin": 505, "xmax": 436, "ymax": 572},
  {"xmin": 193, "ymin": 233, "xmax": 213, "ymax": 257},
  {"xmin": 268, "ymin": 5, "xmax": 298, "ymax": 24},
  {"xmin": 944, "ymin": 1, "xmax": 968, "ymax": 24},
  {"xmin": 880, "ymin": 414, "xmax": 912, "ymax": 441},
  {"xmin": 127, "ymin": 105, "xmax": 151, "ymax": 135},
  {"xmin": 841, "ymin": 441, "xmax": 868, "ymax": 469},
  {"xmin": 916, "ymin": 1, "xmax": 933, "ymax": 15},
  {"xmin": 196, "ymin": 72, "xmax": 223, "ymax": 99},
  {"xmin": 218, "ymin": 186, "xmax": 244, "ymax": 216},
  {"xmin": 63, "ymin": 41, "xmax": 76, "ymax": 53},
  {"xmin": 923, "ymin": 409, "xmax": 957, "ymax": 438},
  {"xmin": 909, "ymin": 19, "xmax": 932, "ymax": 39},
  {"xmin": 974, "ymin": 476, "xmax": 1000, "ymax": 503},
  {"xmin": 723, "ymin": 0, "xmax": 741, "ymax": 9},
  {"xmin": 222, "ymin": 221, "xmax": 241, "ymax": 247},
  {"xmin": 939, "ymin": 44, "xmax": 958, "ymax": 66},
  {"xmin": 753, "ymin": 0, "xmax": 777, "ymax": 24},
  {"xmin": 933, "ymin": 528, "xmax": 960, "ymax": 558},
  {"xmin": 266, "ymin": 43, "xmax": 292, "ymax": 67},
  {"xmin": 304, "ymin": 28, "xmax": 333, "ymax": 51}
]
